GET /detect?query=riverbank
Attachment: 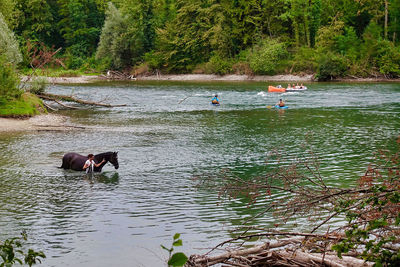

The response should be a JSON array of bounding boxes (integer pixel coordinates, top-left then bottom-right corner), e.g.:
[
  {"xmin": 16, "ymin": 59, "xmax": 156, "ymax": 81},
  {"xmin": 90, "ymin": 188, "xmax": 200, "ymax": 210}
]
[
  {"xmin": 0, "ymin": 114, "xmax": 78, "ymax": 132},
  {"xmin": 22, "ymin": 73, "xmax": 400, "ymax": 84},
  {"xmin": 137, "ymin": 74, "xmax": 314, "ymax": 82}
]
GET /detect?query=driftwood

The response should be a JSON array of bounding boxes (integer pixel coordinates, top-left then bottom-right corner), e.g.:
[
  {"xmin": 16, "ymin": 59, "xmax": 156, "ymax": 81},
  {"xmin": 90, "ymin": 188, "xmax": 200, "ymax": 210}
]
[
  {"xmin": 186, "ymin": 237, "xmax": 373, "ymax": 267},
  {"xmin": 38, "ymin": 93, "xmax": 127, "ymax": 108},
  {"xmin": 41, "ymin": 101, "xmax": 58, "ymax": 111},
  {"xmin": 101, "ymin": 70, "xmax": 136, "ymax": 80}
]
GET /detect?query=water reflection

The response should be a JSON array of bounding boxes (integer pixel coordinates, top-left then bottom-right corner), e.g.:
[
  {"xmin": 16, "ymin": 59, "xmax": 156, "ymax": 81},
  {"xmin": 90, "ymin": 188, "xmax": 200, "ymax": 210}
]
[{"xmin": 83, "ymin": 172, "xmax": 120, "ymax": 185}]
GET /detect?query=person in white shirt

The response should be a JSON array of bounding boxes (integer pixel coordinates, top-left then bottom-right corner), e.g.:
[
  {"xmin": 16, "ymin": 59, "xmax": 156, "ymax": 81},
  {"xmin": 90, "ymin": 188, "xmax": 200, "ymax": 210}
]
[{"xmin": 83, "ymin": 154, "xmax": 105, "ymax": 173}]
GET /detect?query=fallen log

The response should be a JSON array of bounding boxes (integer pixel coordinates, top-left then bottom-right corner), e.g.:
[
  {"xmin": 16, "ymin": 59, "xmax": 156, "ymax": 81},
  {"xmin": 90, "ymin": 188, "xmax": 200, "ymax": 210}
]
[
  {"xmin": 186, "ymin": 237, "xmax": 373, "ymax": 267},
  {"xmin": 37, "ymin": 93, "xmax": 127, "ymax": 107}
]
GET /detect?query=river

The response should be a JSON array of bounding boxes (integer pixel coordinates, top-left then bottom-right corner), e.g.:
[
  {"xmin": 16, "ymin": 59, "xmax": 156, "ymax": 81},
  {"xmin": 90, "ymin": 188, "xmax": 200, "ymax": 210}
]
[{"xmin": 0, "ymin": 81, "xmax": 399, "ymax": 266}]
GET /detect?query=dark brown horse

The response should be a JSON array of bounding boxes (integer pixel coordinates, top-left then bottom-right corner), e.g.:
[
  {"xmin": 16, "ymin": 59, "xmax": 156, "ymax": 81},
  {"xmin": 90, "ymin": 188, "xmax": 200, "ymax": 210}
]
[{"xmin": 60, "ymin": 152, "xmax": 119, "ymax": 172}]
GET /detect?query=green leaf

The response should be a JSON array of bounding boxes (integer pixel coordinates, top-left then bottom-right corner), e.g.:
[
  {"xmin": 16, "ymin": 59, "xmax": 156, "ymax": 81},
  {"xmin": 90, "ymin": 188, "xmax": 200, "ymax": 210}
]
[
  {"xmin": 173, "ymin": 233, "xmax": 180, "ymax": 241},
  {"xmin": 173, "ymin": 239, "xmax": 183, "ymax": 247},
  {"xmin": 167, "ymin": 252, "xmax": 188, "ymax": 267}
]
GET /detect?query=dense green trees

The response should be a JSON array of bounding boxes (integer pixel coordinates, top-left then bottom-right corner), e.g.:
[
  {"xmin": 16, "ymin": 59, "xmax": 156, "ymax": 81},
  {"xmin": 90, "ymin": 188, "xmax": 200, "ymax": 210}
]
[{"xmin": 1, "ymin": 0, "xmax": 400, "ymax": 78}]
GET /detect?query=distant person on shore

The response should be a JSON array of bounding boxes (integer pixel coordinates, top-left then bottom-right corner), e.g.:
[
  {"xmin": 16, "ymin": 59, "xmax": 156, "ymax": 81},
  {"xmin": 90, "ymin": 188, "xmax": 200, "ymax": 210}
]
[
  {"xmin": 211, "ymin": 94, "xmax": 219, "ymax": 104},
  {"xmin": 276, "ymin": 99, "xmax": 285, "ymax": 107},
  {"xmin": 83, "ymin": 154, "xmax": 105, "ymax": 173}
]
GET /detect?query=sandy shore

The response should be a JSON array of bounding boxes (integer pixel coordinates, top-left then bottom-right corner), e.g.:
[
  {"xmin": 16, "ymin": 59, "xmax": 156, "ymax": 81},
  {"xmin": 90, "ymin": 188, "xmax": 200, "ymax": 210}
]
[
  {"xmin": 137, "ymin": 74, "xmax": 314, "ymax": 82},
  {"xmin": 0, "ymin": 114, "xmax": 82, "ymax": 132},
  {"xmin": 21, "ymin": 74, "xmax": 400, "ymax": 84},
  {"xmin": 22, "ymin": 75, "xmax": 102, "ymax": 84}
]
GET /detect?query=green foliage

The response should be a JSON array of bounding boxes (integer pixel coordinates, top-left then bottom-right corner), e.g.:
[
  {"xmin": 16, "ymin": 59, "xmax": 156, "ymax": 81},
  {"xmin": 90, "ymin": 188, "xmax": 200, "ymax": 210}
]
[
  {"xmin": 1, "ymin": 0, "xmax": 400, "ymax": 77},
  {"xmin": 335, "ymin": 26, "xmax": 360, "ymax": 60},
  {"xmin": 0, "ymin": 232, "xmax": 45, "ymax": 267},
  {"xmin": 315, "ymin": 52, "xmax": 347, "ymax": 80},
  {"xmin": 202, "ymin": 54, "xmax": 234, "ymax": 75},
  {"xmin": 247, "ymin": 38, "xmax": 288, "ymax": 75},
  {"xmin": 0, "ymin": 56, "xmax": 22, "ymax": 102},
  {"xmin": 316, "ymin": 20, "xmax": 345, "ymax": 52},
  {"xmin": 360, "ymin": 21, "xmax": 383, "ymax": 63},
  {"xmin": 0, "ymin": 0, "xmax": 17, "ymax": 28},
  {"xmin": 0, "ymin": 93, "xmax": 44, "ymax": 117},
  {"xmin": 309, "ymin": 0, "xmax": 321, "ymax": 47},
  {"xmin": 0, "ymin": 13, "xmax": 22, "ymax": 65},
  {"xmin": 14, "ymin": 0, "xmax": 54, "ymax": 44},
  {"xmin": 290, "ymin": 46, "xmax": 318, "ymax": 73},
  {"xmin": 144, "ymin": 50, "xmax": 164, "ymax": 71},
  {"xmin": 376, "ymin": 41, "xmax": 400, "ymax": 76},
  {"xmin": 161, "ymin": 233, "xmax": 188, "ymax": 267},
  {"xmin": 96, "ymin": 2, "xmax": 130, "ymax": 70},
  {"xmin": 332, "ymin": 188, "xmax": 400, "ymax": 264},
  {"xmin": 58, "ymin": 0, "xmax": 103, "ymax": 64},
  {"xmin": 120, "ymin": 0, "xmax": 157, "ymax": 65}
]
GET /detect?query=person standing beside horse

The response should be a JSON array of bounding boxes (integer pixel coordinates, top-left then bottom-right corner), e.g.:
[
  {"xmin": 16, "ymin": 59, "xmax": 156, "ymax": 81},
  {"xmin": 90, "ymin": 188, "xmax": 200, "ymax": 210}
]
[{"xmin": 83, "ymin": 154, "xmax": 105, "ymax": 173}]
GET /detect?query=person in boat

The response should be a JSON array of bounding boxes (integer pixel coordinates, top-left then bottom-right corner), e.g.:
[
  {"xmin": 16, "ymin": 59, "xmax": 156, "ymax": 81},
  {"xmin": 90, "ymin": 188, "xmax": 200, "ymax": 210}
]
[
  {"xmin": 211, "ymin": 94, "xmax": 219, "ymax": 104},
  {"xmin": 287, "ymin": 84, "xmax": 291, "ymax": 89},
  {"xmin": 277, "ymin": 84, "xmax": 282, "ymax": 88},
  {"xmin": 83, "ymin": 154, "xmax": 105, "ymax": 173},
  {"xmin": 292, "ymin": 83, "xmax": 295, "ymax": 88},
  {"xmin": 300, "ymin": 83, "xmax": 304, "ymax": 89},
  {"xmin": 276, "ymin": 99, "xmax": 285, "ymax": 107}
]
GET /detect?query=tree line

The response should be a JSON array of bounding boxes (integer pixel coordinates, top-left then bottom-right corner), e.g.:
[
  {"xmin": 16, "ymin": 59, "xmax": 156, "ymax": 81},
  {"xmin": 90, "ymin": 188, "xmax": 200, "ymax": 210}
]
[{"xmin": 1, "ymin": 0, "xmax": 400, "ymax": 80}]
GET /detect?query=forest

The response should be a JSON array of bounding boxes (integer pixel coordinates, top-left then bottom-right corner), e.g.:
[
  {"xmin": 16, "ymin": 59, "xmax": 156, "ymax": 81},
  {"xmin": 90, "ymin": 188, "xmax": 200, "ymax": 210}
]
[{"xmin": 1, "ymin": 0, "xmax": 400, "ymax": 81}]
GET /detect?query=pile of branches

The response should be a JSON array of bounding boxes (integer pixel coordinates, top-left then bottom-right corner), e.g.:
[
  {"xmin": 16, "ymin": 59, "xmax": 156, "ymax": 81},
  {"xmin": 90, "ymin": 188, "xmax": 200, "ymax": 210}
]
[
  {"xmin": 190, "ymin": 136, "xmax": 400, "ymax": 266},
  {"xmin": 187, "ymin": 237, "xmax": 371, "ymax": 266},
  {"xmin": 101, "ymin": 70, "xmax": 136, "ymax": 80}
]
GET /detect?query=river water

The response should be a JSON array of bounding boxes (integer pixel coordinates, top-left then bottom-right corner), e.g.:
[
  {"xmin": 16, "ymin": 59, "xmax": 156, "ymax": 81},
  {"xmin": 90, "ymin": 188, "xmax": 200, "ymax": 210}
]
[{"xmin": 0, "ymin": 81, "xmax": 399, "ymax": 266}]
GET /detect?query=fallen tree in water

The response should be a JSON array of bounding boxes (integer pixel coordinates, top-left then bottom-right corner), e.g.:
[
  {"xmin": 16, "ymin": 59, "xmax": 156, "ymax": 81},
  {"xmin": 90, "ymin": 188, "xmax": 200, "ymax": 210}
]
[
  {"xmin": 37, "ymin": 93, "xmax": 126, "ymax": 108},
  {"xmin": 188, "ymin": 137, "xmax": 400, "ymax": 267}
]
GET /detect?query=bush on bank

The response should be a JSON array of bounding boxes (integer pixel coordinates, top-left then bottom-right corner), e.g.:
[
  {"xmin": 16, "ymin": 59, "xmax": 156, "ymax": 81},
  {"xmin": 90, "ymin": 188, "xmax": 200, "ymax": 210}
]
[{"xmin": 0, "ymin": 93, "xmax": 45, "ymax": 117}]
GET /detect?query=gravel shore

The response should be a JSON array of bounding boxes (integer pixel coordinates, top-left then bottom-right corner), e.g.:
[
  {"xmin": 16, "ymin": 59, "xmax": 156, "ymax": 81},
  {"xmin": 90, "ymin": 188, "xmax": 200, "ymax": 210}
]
[{"xmin": 0, "ymin": 114, "xmax": 77, "ymax": 132}]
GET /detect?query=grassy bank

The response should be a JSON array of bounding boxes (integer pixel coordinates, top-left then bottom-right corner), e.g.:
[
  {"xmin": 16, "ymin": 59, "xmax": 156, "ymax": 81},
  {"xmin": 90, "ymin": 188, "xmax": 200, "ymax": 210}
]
[{"xmin": 0, "ymin": 93, "xmax": 46, "ymax": 117}]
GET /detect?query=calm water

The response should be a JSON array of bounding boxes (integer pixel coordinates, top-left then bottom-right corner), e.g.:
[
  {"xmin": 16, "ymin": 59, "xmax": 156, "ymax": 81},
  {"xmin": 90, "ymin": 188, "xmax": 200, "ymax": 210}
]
[{"xmin": 0, "ymin": 81, "xmax": 399, "ymax": 266}]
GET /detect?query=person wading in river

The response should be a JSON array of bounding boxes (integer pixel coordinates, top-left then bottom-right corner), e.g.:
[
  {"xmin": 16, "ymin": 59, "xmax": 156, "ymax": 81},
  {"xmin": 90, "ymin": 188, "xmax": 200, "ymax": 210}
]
[{"xmin": 83, "ymin": 154, "xmax": 105, "ymax": 173}]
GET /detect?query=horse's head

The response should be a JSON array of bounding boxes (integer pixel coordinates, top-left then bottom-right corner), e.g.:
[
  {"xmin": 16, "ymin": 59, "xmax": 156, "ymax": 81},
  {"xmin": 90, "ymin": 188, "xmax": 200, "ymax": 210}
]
[{"xmin": 109, "ymin": 152, "xmax": 119, "ymax": 169}]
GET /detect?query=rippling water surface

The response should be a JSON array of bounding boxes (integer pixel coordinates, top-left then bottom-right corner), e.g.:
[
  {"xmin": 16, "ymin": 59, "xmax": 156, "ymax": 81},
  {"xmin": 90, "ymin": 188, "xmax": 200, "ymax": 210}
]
[{"xmin": 0, "ymin": 81, "xmax": 399, "ymax": 266}]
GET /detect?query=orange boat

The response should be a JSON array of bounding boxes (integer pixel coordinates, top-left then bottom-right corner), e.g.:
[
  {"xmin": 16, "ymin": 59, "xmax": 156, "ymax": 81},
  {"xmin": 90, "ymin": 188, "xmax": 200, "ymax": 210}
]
[{"xmin": 268, "ymin": 86, "xmax": 286, "ymax": 93}]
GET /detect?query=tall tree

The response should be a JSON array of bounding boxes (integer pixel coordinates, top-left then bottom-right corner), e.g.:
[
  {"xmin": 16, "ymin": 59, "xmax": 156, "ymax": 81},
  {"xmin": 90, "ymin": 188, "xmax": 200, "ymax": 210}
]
[
  {"xmin": 120, "ymin": 0, "xmax": 157, "ymax": 62},
  {"xmin": 309, "ymin": 0, "xmax": 321, "ymax": 47},
  {"xmin": 0, "ymin": 12, "xmax": 22, "ymax": 64},
  {"xmin": 96, "ymin": 2, "xmax": 130, "ymax": 69}
]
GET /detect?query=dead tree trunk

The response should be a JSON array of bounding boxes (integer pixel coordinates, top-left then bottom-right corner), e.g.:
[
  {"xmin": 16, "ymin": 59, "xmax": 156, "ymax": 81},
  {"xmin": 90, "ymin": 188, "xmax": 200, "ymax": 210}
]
[{"xmin": 38, "ymin": 93, "xmax": 127, "ymax": 108}]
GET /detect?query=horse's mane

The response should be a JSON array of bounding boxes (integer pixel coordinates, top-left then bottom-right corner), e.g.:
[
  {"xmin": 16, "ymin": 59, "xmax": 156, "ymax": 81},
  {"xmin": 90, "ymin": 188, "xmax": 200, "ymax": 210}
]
[{"xmin": 95, "ymin": 152, "xmax": 116, "ymax": 159}]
